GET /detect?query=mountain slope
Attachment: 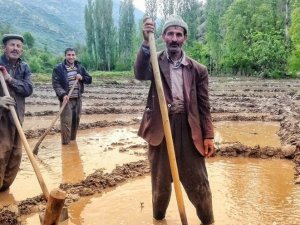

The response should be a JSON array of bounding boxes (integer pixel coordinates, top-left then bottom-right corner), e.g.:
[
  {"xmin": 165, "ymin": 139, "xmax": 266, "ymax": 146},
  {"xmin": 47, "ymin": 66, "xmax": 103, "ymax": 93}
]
[
  {"xmin": 0, "ymin": 0, "xmax": 144, "ymax": 53},
  {"xmin": 0, "ymin": 0, "xmax": 86, "ymax": 53}
]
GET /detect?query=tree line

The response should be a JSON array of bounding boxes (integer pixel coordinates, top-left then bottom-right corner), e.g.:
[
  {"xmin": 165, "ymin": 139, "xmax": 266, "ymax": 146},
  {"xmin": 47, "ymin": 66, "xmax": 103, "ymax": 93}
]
[{"xmin": 1, "ymin": 0, "xmax": 300, "ymax": 78}]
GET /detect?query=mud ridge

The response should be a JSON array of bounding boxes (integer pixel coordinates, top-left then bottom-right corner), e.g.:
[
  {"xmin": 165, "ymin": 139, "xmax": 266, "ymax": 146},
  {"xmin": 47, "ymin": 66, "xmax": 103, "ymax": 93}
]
[
  {"xmin": 25, "ymin": 119, "xmax": 140, "ymax": 139},
  {"xmin": 0, "ymin": 160, "xmax": 150, "ymax": 224}
]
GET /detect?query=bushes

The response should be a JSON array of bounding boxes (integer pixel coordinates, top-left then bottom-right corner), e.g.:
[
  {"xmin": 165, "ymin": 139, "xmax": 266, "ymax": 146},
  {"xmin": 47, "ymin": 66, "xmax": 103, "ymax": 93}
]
[{"xmin": 23, "ymin": 48, "xmax": 62, "ymax": 73}]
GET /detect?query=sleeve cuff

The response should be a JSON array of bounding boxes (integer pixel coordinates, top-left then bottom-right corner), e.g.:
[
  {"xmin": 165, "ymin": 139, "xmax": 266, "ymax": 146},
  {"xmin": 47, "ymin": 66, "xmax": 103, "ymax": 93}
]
[{"xmin": 141, "ymin": 44, "xmax": 150, "ymax": 55}]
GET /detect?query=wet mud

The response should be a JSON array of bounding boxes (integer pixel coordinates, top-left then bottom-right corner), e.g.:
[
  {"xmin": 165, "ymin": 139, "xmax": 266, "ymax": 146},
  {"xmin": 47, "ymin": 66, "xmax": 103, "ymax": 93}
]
[{"xmin": 1, "ymin": 76, "xmax": 300, "ymax": 224}]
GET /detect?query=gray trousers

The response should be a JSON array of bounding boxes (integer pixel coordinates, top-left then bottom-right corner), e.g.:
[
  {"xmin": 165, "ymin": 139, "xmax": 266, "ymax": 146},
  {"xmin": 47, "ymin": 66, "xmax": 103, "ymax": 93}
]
[
  {"xmin": 148, "ymin": 113, "xmax": 214, "ymax": 225},
  {"xmin": 0, "ymin": 113, "xmax": 22, "ymax": 191},
  {"xmin": 60, "ymin": 98, "xmax": 82, "ymax": 145}
]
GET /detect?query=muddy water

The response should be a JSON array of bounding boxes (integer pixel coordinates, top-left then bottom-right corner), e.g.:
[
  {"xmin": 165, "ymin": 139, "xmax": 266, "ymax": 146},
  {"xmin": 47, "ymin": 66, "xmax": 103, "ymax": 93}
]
[
  {"xmin": 1, "ymin": 121, "xmax": 297, "ymax": 224},
  {"xmin": 214, "ymin": 121, "xmax": 281, "ymax": 147},
  {"xmin": 24, "ymin": 158, "xmax": 300, "ymax": 225},
  {"xmin": 0, "ymin": 126, "xmax": 145, "ymax": 204},
  {"xmin": 1, "ymin": 121, "xmax": 280, "ymax": 201}
]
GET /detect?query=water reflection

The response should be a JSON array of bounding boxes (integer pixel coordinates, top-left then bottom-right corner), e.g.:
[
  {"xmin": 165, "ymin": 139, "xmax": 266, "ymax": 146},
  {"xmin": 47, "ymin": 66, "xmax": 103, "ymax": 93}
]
[
  {"xmin": 214, "ymin": 121, "xmax": 281, "ymax": 147},
  {"xmin": 0, "ymin": 189, "xmax": 17, "ymax": 208},
  {"xmin": 61, "ymin": 142, "xmax": 85, "ymax": 183},
  {"xmin": 64, "ymin": 158, "xmax": 300, "ymax": 225},
  {"xmin": 13, "ymin": 122, "xmax": 300, "ymax": 224}
]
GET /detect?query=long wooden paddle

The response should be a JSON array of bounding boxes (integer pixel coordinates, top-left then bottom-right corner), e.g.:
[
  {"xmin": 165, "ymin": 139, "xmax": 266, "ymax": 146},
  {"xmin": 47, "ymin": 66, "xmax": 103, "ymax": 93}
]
[
  {"xmin": 0, "ymin": 71, "xmax": 49, "ymax": 199},
  {"xmin": 33, "ymin": 79, "xmax": 79, "ymax": 155},
  {"xmin": 148, "ymin": 28, "xmax": 188, "ymax": 224}
]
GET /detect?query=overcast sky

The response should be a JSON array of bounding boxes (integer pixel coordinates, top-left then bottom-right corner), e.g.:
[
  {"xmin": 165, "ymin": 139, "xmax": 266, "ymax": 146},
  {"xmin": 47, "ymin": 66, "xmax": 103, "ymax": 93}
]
[{"xmin": 133, "ymin": 0, "xmax": 145, "ymax": 12}]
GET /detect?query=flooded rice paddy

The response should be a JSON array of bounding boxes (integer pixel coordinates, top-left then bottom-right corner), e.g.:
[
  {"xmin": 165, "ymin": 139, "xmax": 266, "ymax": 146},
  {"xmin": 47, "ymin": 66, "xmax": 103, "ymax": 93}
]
[{"xmin": 1, "ymin": 77, "xmax": 300, "ymax": 225}]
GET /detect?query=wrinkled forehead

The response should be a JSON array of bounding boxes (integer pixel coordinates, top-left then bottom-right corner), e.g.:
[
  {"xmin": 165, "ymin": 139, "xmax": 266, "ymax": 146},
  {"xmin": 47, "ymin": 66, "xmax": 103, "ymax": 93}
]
[{"xmin": 164, "ymin": 25, "xmax": 185, "ymax": 34}]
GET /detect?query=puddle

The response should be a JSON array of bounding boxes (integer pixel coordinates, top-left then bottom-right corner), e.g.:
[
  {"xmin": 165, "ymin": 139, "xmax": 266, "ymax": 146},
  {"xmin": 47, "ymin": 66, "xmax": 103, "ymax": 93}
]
[
  {"xmin": 0, "ymin": 121, "xmax": 290, "ymax": 225},
  {"xmin": 1, "ymin": 121, "xmax": 281, "ymax": 204},
  {"xmin": 0, "ymin": 126, "xmax": 146, "ymax": 205},
  {"xmin": 23, "ymin": 157, "xmax": 300, "ymax": 225},
  {"xmin": 214, "ymin": 121, "xmax": 281, "ymax": 147}
]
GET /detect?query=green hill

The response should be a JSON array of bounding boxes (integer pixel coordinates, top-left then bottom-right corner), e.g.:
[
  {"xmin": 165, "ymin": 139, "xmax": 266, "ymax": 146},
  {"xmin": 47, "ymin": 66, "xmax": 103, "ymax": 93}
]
[
  {"xmin": 0, "ymin": 0, "xmax": 87, "ymax": 53},
  {"xmin": 0, "ymin": 0, "xmax": 144, "ymax": 54}
]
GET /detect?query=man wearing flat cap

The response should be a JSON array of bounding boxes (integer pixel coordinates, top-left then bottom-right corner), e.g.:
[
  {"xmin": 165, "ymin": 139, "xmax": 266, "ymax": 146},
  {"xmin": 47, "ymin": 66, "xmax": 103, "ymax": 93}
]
[
  {"xmin": 0, "ymin": 34, "xmax": 33, "ymax": 191},
  {"xmin": 134, "ymin": 15, "xmax": 215, "ymax": 224}
]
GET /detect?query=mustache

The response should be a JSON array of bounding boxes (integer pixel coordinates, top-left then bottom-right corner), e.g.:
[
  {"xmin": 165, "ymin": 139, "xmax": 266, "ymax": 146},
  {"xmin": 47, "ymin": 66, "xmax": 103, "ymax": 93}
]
[{"xmin": 170, "ymin": 42, "xmax": 179, "ymax": 46}]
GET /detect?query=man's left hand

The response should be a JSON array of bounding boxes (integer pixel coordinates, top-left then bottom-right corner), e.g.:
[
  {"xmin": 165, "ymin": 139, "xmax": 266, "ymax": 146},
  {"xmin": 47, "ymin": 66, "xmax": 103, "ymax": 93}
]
[
  {"xmin": 203, "ymin": 139, "xmax": 215, "ymax": 157},
  {"xmin": 76, "ymin": 74, "xmax": 83, "ymax": 80}
]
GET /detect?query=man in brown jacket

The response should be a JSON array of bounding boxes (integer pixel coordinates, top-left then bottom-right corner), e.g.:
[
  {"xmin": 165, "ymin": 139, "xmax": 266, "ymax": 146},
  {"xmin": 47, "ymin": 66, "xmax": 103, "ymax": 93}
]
[{"xmin": 134, "ymin": 15, "xmax": 215, "ymax": 225}]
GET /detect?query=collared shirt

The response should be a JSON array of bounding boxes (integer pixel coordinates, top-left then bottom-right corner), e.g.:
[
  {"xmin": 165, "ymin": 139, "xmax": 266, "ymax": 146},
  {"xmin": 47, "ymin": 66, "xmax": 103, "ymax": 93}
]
[
  {"xmin": 165, "ymin": 51, "xmax": 188, "ymax": 102},
  {"xmin": 140, "ymin": 45, "xmax": 188, "ymax": 101}
]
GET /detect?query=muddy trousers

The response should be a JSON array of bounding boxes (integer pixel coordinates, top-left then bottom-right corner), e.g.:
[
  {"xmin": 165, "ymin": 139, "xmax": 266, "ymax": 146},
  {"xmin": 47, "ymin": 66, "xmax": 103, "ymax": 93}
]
[
  {"xmin": 60, "ymin": 98, "xmax": 82, "ymax": 145},
  {"xmin": 0, "ymin": 114, "xmax": 22, "ymax": 191},
  {"xmin": 148, "ymin": 113, "xmax": 214, "ymax": 225}
]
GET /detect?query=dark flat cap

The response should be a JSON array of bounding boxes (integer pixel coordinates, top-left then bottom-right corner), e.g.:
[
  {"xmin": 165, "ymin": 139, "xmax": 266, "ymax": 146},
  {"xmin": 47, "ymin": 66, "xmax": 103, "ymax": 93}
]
[{"xmin": 2, "ymin": 34, "xmax": 24, "ymax": 44}]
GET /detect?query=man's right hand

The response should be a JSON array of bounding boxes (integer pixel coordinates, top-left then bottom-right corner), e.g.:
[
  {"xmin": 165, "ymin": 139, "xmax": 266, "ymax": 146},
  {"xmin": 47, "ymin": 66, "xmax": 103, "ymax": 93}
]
[
  {"xmin": 0, "ymin": 65, "xmax": 12, "ymax": 81},
  {"xmin": 63, "ymin": 95, "xmax": 69, "ymax": 103},
  {"xmin": 0, "ymin": 96, "xmax": 15, "ymax": 109},
  {"xmin": 142, "ymin": 17, "xmax": 155, "ymax": 45}
]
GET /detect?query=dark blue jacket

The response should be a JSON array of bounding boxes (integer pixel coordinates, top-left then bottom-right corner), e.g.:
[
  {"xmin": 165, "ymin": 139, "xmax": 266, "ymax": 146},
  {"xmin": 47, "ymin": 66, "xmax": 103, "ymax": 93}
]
[
  {"xmin": 0, "ymin": 55, "xmax": 33, "ymax": 124},
  {"xmin": 52, "ymin": 60, "xmax": 92, "ymax": 101}
]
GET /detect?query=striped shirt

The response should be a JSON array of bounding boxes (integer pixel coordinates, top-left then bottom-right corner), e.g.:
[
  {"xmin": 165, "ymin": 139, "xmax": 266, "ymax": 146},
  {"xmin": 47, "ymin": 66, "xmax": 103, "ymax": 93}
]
[{"xmin": 65, "ymin": 65, "xmax": 79, "ymax": 98}]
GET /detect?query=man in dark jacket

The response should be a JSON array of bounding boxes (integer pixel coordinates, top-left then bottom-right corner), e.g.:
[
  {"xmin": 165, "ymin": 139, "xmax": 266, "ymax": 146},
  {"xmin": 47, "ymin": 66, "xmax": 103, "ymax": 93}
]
[
  {"xmin": 52, "ymin": 48, "xmax": 92, "ymax": 145},
  {"xmin": 134, "ymin": 15, "xmax": 215, "ymax": 225},
  {"xmin": 0, "ymin": 34, "xmax": 33, "ymax": 191}
]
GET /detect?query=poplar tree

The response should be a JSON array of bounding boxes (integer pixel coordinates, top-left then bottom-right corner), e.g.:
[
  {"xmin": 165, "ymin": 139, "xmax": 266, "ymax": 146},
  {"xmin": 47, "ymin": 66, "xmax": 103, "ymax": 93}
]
[
  {"xmin": 288, "ymin": 0, "xmax": 300, "ymax": 74},
  {"xmin": 178, "ymin": 0, "xmax": 202, "ymax": 42},
  {"xmin": 117, "ymin": 0, "xmax": 135, "ymax": 70},
  {"xmin": 205, "ymin": 0, "xmax": 233, "ymax": 75},
  {"xmin": 94, "ymin": 0, "xmax": 115, "ymax": 70},
  {"xmin": 84, "ymin": 0, "xmax": 97, "ymax": 69},
  {"xmin": 158, "ymin": 0, "xmax": 175, "ymax": 20},
  {"xmin": 145, "ymin": 0, "xmax": 157, "ymax": 21}
]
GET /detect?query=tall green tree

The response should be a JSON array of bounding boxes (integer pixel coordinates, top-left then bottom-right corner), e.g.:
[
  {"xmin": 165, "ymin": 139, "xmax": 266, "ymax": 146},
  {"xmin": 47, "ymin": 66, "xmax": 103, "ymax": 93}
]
[
  {"xmin": 288, "ymin": 0, "xmax": 300, "ymax": 75},
  {"xmin": 23, "ymin": 32, "xmax": 35, "ymax": 49},
  {"xmin": 117, "ymin": 0, "xmax": 135, "ymax": 70},
  {"xmin": 222, "ymin": 0, "xmax": 287, "ymax": 77},
  {"xmin": 178, "ymin": 0, "xmax": 202, "ymax": 42},
  {"xmin": 205, "ymin": 0, "xmax": 233, "ymax": 75},
  {"xmin": 158, "ymin": 0, "xmax": 175, "ymax": 20},
  {"xmin": 84, "ymin": 0, "xmax": 97, "ymax": 69},
  {"xmin": 94, "ymin": 0, "xmax": 115, "ymax": 70},
  {"xmin": 145, "ymin": 0, "xmax": 157, "ymax": 20}
]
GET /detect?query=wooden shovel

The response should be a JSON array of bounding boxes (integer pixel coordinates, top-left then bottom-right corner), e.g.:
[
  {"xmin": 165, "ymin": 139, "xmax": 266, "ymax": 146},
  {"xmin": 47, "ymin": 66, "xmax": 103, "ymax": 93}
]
[
  {"xmin": 0, "ymin": 72, "xmax": 68, "ymax": 224},
  {"xmin": 33, "ymin": 79, "xmax": 79, "ymax": 155},
  {"xmin": 148, "ymin": 29, "xmax": 188, "ymax": 224}
]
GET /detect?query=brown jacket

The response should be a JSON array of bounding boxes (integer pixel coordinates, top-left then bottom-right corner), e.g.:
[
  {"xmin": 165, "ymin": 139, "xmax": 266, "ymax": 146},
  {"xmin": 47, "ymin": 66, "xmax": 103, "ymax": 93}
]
[{"xmin": 134, "ymin": 47, "xmax": 214, "ymax": 156}]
